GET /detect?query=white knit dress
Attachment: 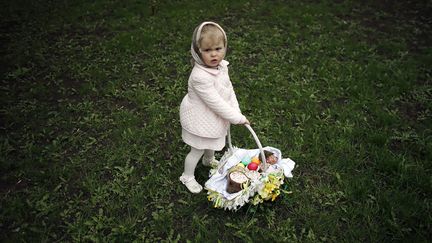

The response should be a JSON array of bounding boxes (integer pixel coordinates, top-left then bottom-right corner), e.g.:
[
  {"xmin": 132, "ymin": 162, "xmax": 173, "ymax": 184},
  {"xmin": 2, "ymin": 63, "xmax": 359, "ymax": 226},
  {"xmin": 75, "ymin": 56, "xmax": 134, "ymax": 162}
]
[{"xmin": 182, "ymin": 128, "xmax": 226, "ymax": 150}]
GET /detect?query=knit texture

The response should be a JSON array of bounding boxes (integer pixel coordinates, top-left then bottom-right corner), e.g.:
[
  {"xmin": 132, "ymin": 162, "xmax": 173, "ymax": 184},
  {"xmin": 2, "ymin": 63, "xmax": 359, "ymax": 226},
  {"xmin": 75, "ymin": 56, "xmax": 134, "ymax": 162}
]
[{"xmin": 180, "ymin": 60, "xmax": 246, "ymax": 138}]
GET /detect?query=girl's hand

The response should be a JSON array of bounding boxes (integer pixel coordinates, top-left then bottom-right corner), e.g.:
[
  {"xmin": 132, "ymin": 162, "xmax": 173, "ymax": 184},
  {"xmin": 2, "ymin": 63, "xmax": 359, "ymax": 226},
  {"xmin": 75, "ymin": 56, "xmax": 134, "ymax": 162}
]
[{"xmin": 244, "ymin": 118, "xmax": 250, "ymax": 125}]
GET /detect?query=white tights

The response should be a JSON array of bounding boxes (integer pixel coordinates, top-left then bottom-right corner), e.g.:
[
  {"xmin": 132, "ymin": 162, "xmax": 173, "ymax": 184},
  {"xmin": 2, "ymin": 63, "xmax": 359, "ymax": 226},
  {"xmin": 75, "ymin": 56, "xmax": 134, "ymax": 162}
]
[{"xmin": 183, "ymin": 147, "xmax": 214, "ymax": 176}]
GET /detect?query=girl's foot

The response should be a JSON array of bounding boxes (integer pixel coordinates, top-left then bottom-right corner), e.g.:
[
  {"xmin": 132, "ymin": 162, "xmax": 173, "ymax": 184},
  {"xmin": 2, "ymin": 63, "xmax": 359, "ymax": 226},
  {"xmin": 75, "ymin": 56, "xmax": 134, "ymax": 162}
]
[{"xmin": 179, "ymin": 174, "xmax": 203, "ymax": 193}]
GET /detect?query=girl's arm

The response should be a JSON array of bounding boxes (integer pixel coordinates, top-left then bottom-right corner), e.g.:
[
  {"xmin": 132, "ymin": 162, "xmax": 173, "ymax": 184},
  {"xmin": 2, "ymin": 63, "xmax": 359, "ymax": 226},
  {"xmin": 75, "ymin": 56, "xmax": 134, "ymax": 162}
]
[
  {"xmin": 229, "ymin": 87, "xmax": 249, "ymax": 124},
  {"xmin": 192, "ymin": 76, "xmax": 246, "ymax": 124},
  {"xmin": 229, "ymin": 86, "xmax": 242, "ymax": 113}
]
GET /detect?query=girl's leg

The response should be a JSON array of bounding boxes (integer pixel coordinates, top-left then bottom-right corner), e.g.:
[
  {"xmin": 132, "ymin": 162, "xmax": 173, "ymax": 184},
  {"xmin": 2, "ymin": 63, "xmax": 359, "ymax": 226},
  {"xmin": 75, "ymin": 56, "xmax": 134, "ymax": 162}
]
[
  {"xmin": 202, "ymin": 149, "xmax": 217, "ymax": 166},
  {"xmin": 180, "ymin": 147, "xmax": 204, "ymax": 193},
  {"xmin": 183, "ymin": 147, "xmax": 204, "ymax": 176}
]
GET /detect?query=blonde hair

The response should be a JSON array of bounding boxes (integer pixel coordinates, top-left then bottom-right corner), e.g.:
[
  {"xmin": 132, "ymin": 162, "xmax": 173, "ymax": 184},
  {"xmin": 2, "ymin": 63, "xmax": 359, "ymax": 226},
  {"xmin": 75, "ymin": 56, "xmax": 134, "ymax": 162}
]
[{"xmin": 198, "ymin": 24, "xmax": 226, "ymax": 48}]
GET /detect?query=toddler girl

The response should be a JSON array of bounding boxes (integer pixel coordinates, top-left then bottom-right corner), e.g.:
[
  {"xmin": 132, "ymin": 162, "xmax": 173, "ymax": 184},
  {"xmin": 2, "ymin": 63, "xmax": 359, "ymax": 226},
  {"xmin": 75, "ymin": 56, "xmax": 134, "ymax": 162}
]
[{"xmin": 179, "ymin": 21, "xmax": 249, "ymax": 193}]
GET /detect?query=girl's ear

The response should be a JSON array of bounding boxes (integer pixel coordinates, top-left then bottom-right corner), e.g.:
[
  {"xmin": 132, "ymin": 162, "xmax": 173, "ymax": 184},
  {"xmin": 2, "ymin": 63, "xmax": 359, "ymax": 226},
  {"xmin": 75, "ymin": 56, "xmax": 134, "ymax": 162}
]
[{"xmin": 223, "ymin": 46, "xmax": 229, "ymax": 60}]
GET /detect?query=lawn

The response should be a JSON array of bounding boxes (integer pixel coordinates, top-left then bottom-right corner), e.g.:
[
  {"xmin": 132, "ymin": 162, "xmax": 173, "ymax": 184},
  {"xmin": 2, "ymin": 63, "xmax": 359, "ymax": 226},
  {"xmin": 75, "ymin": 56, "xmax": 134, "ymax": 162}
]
[{"xmin": 1, "ymin": 0, "xmax": 431, "ymax": 242}]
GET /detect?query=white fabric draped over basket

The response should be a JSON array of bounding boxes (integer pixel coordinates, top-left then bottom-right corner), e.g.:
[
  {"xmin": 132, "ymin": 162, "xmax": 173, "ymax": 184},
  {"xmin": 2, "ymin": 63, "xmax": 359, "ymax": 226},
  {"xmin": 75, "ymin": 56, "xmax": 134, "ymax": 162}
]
[{"xmin": 205, "ymin": 146, "xmax": 296, "ymax": 206}]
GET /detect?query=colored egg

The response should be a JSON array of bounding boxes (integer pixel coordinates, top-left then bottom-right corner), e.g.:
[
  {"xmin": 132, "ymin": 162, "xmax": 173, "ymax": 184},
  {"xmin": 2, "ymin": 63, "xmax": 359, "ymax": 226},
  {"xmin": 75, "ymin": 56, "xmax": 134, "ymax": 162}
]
[
  {"xmin": 247, "ymin": 162, "xmax": 259, "ymax": 171},
  {"xmin": 241, "ymin": 157, "xmax": 251, "ymax": 166},
  {"xmin": 251, "ymin": 157, "xmax": 260, "ymax": 164},
  {"xmin": 236, "ymin": 163, "xmax": 245, "ymax": 168}
]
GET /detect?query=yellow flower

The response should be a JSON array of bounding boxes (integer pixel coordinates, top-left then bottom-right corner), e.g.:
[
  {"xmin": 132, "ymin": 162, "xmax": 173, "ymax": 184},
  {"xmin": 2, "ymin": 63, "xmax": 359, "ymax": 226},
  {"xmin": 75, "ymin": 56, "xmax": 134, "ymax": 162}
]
[
  {"xmin": 258, "ymin": 189, "xmax": 269, "ymax": 199},
  {"xmin": 265, "ymin": 182, "xmax": 276, "ymax": 192},
  {"xmin": 252, "ymin": 195, "xmax": 263, "ymax": 205},
  {"xmin": 271, "ymin": 189, "xmax": 280, "ymax": 201}
]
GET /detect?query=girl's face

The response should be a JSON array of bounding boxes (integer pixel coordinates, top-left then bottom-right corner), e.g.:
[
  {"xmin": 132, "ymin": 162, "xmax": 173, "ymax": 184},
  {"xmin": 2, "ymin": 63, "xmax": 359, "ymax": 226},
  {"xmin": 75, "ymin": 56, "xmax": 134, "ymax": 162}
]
[{"xmin": 199, "ymin": 36, "xmax": 225, "ymax": 68}]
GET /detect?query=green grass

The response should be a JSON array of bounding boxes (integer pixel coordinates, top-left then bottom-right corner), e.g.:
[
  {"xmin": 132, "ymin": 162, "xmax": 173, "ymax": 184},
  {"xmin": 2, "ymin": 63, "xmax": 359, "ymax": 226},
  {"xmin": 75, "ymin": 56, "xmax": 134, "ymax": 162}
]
[{"xmin": 1, "ymin": 0, "xmax": 431, "ymax": 241}]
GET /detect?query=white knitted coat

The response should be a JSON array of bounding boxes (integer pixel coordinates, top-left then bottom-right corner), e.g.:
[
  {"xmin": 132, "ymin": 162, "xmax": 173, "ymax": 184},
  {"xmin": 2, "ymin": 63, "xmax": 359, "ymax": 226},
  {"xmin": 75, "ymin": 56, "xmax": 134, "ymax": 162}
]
[{"xmin": 180, "ymin": 60, "xmax": 246, "ymax": 138}]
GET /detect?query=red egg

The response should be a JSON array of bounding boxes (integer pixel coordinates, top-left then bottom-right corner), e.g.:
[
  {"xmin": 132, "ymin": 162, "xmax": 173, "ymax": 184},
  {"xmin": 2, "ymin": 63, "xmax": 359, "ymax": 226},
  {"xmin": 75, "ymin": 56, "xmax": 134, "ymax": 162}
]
[{"xmin": 247, "ymin": 162, "xmax": 259, "ymax": 171}]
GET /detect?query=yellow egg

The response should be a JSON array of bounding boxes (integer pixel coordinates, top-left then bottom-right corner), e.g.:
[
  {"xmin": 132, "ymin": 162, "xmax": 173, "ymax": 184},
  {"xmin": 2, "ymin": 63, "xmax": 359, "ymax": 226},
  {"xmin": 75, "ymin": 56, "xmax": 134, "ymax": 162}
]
[{"xmin": 236, "ymin": 163, "xmax": 245, "ymax": 168}]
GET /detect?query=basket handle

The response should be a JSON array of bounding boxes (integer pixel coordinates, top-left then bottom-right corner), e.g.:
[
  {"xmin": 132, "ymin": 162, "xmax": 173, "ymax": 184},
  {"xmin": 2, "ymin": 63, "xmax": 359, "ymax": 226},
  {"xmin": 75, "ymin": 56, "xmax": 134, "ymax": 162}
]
[{"xmin": 227, "ymin": 124, "xmax": 267, "ymax": 170}]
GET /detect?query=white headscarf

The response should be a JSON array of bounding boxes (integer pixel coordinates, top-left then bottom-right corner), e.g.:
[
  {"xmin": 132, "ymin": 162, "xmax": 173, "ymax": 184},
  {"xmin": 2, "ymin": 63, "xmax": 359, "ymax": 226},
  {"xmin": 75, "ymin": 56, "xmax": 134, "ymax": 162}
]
[{"xmin": 190, "ymin": 21, "xmax": 227, "ymax": 66}]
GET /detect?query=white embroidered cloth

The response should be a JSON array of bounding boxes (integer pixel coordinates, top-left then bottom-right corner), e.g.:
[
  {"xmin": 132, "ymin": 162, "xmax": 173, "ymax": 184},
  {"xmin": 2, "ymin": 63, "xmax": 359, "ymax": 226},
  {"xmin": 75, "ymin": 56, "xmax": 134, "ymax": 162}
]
[{"xmin": 205, "ymin": 146, "xmax": 295, "ymax": 201}]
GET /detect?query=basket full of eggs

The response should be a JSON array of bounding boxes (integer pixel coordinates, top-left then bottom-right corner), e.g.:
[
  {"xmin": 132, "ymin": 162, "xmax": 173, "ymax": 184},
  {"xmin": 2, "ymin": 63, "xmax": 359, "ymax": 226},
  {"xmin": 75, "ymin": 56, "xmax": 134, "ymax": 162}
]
[{"xmin": 204, "ymin": 124, "xmax": 296, "ymax": 211}]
